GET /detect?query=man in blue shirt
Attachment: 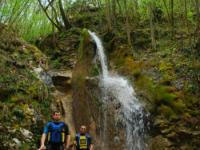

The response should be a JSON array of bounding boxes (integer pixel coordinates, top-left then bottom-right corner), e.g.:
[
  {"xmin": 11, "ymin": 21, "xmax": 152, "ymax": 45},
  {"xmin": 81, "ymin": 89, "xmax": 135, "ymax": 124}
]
[
  {"xmin": 39, "ymin": 111, "xmax": 70, "ymax": 150},
  {"xmin": 74, "ymin": 125, "xmax": 94, "ymax": 150}
]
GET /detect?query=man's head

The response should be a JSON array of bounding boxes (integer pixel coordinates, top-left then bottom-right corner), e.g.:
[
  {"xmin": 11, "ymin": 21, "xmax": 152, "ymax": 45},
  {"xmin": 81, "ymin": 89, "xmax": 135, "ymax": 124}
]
[
  {"xmin": 79, "ymin": 125, "xmax": 87, "ymax": 134},
  {"xmin": 52, "ymin": 111, "xmax": 61, "ymax": 121}
]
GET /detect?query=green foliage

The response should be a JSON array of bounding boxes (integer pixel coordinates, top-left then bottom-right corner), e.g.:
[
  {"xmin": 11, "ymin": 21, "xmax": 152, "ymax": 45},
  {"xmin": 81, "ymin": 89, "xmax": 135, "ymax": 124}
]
[
  {"xmin": 0, "ymin": 0, "xmax": 51, "ymax": 41},
  {"xmin": 0, "ymin": 0, "xmax": 199, "ymax": 43},
  {"xmin": 13, "ymin": 106, "xmax": 25, "ymax": 121},
  {"xmin": 19, "ymin": 143, "xmax": 30, "ymax": 150},
  {"xmin": 90, "ymin": 64, "xmax": 100, "ymax": 76},
  {"xmin": 158, "ymin": 104, "xmax": 177, "ymax": 120},
  {"xmin": 52, "ymin": 59, "xmax": 61, "ymax": 68},
  {"xmin": 154, "ymin": 86, "xmax": 177, "ymax": 105}
]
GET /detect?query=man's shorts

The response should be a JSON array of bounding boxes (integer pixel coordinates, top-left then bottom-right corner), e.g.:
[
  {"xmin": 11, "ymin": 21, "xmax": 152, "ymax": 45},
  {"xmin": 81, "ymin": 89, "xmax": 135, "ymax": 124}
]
[{"xmin": 47, "ymin": 143, "xmax": 64, "ymax": 150}]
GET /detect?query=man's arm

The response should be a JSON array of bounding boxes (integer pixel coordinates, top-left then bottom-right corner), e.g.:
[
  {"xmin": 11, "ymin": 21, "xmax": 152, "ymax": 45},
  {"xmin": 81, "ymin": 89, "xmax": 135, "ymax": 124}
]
[
  {"xmin": 39, "ymin": 133, "xmax": 47, "ymax": 150},
  {"xmin": 64, "ymin": 124, "xmax": 71, "ymax": 149},
  {"xmin": 39, "ymin": 123, "xmax": 49, "ymax": 150}
]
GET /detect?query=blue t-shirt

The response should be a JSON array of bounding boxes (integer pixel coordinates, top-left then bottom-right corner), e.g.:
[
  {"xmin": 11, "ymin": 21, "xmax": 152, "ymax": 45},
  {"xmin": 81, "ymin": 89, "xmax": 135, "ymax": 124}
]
[{"xmin": 43, "ymin": 121, "xmax": 69, "ymax": 143}]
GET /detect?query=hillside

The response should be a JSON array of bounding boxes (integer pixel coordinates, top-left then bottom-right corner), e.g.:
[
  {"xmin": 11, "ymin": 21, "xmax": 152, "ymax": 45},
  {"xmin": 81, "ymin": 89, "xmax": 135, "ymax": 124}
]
[{"xmin": 0, "ymin": 1, "xmax": 200, "ymax": 150}]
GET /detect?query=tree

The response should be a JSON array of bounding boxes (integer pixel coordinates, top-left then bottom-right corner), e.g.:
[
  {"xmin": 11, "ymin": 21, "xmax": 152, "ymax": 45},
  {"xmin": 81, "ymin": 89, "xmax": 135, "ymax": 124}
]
[
  {"xmin": 149, "ymin": 0, "xmax": 156, "ymax": 50},
  {"xmin": 38, "ymin": 0, "xmax": 71, "ymax": 31}
]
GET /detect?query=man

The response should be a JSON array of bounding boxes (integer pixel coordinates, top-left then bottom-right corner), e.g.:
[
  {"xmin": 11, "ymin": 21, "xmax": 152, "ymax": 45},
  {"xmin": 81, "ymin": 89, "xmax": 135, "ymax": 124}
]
[
  {"xmin": 74, "ymin": 125, "xmax": 94, "ymax": 150},
  {"xmin": 39, "ymin": 111, "xmax": 70, "ymax": 150}
]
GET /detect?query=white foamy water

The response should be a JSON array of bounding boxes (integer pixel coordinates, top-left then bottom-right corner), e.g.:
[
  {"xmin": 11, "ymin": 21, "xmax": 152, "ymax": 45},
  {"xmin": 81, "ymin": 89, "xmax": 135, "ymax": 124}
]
[{"xmin": 89, "ymin": 30, "xmax": 147, "ymax": 150}]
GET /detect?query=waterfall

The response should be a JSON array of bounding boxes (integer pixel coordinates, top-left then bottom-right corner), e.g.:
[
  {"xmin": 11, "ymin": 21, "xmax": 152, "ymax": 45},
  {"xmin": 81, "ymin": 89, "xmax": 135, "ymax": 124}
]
[
  {"xmin": 88, "ymin": 30, "xmax": 148, "ymax": 150},
  {"xmin": 88, "ymin": 31, "xmax": 108, "ymax": 77}
]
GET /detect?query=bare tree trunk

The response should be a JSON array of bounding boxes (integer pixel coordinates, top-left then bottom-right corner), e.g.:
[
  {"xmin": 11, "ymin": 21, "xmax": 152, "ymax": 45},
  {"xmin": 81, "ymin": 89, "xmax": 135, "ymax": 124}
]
[
  {"xmin": 194, "ymin": 0, "xmax": 200, "ymax": 48},
  {"xmin": 111, "ymin": 0, "xmax": 116, "ymax": 24},
  {"xmin": 149, "ymin": 1, "xmax": 156, "ymax": 50},
  {"xmin": 47, "ymin": 0, "xmax": 61, "ymax": 28},
  {"xmin": 58, "ymin": 0, "xmax": 71, "ymax": 30},
  {"xmin": 52, "ymin": 3, "xmax": 56, "ymax": 48},
  {"xmin": 105, "ymin": 0, "xmax": 112, "ymax": 30},
  {"xmin": 194, "ymin": 0, "xmax": 200, "ymax": 24},
  {"xmin": 38, "ymin": 0, "xmax": 62, "ymax": 31},
  {"xmin": 170, "ymin": 0, "xmax": 174, "ymax": 38},
  {"xmin": 184, "ymin": 0, "xmax": 192, "ymax": 46},
  {"xmin": 162, "ymin": 0, "xmax": 171, "ymax": 24},
  {"xmin": 124, "ymin": 0, "xmax": 132, "ymax": 47}
]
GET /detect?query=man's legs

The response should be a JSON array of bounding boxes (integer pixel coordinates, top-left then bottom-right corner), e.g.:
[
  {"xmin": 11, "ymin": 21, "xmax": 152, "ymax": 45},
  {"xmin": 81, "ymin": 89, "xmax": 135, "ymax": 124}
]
[
  {"xmin": 47, "ymin": 144, "xmax": 64, "ymax": 150},
  {"xmin": 46, "ymin": 144, "xmax": 52, "ymax": 150}
]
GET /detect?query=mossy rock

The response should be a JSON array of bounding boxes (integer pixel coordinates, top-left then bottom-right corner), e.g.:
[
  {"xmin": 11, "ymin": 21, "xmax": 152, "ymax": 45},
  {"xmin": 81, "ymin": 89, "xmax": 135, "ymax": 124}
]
[
  {"xmin": 170, "ymin": 99, "xmax": 186, "ymax": 114},
  {"xmin": 158, "ymin": 105, "xmax": 177, "ymax": 120},
  {"xmin": 123, "ymin": 56, "xmax": 143, "ymax": 77},
  {"xmin": 153, "ymin": 85, "xmax": 177, "ymax": 105},
  {"xmin": 10, "ymin": 93, "xmax": 28, "ymax": 103},
  {"xmin": 159, "ymin": 61, "xmax": 173, "ymax": 72}
]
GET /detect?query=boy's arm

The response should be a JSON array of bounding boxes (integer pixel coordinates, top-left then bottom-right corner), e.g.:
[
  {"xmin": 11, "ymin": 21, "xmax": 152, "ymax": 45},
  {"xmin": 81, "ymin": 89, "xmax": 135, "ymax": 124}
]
[
  {"xmin": 90, "ymin": 144, "xmax": 94, "ymax": 150},
  {"xmin": 88, "ymin": 136, "xmax": 94, "ymax": 150}
]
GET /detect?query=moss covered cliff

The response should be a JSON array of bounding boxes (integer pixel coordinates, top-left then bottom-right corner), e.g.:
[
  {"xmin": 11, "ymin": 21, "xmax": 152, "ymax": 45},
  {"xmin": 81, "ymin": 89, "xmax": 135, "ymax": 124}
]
[{"xmin": 0, "ymin": 24, "xmax": 51, "ymax": 149}]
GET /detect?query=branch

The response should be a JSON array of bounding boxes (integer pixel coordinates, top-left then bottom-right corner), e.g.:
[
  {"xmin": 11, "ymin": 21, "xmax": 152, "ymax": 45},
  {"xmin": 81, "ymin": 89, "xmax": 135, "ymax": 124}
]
[
  {"xmin": 44, "ymin": 0, "xmax": 55, "ymax": 11},
  {"xmin": 37, "ymin": 0, "xmax": 62, "ymax": 31},
  {"xmin": 47, "ymin": 0, "xmax": 61, "ymax": 28}
]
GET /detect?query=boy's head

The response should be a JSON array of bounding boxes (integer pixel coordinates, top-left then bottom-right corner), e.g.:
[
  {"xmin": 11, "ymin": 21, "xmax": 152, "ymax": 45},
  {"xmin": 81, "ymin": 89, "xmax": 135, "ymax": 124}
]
[{"xmin": 80, "ymin": 125, "xmax": 87, "ymax": 134}]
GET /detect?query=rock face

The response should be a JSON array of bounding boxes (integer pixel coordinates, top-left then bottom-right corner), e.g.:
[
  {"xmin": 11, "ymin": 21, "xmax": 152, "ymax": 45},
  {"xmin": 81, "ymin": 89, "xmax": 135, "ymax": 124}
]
[
  {"xmin": 72, "ymin": 29, "xmax": 102, "ymax": 148},
  {"xmin": 50, "ymin": 70, "xmax": 76, "ymax": 137},
  {"xmin": 72, "ymin": 30, "xmax": 127, "ymax": 150}
]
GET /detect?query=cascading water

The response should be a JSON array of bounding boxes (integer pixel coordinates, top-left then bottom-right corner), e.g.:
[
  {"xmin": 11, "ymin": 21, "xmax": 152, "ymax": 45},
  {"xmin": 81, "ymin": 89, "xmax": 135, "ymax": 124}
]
[{"xmin": 88, "ymin": 30, "xmax": 148, "ymax": 150}]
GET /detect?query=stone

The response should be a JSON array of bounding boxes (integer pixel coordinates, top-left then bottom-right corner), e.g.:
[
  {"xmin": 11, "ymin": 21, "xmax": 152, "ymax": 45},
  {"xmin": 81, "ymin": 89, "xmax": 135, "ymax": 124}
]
[
  {"xmin": 177, "ymin": 127, "xmax": 200, "ymax": 137},
  {"xmin": 114, "ymin": 136, "xmax": 120, "ymax": 144},
  {"xmin": 153, "ymin": 117, "xmax": 168, "ymax": 128},
  {"xmin": 20, "ymin": 128, "xmax": 33, "ymax": 139},
  {"xmin": 13, "ymin": 138, "xmax": 21, "ymax": 145},
  {"xmin": 166, "ymin": 132, "xmax": 177, "ymax": 139},
  {"xmin": 8, "ymin": 128, "xmax": 16, "ymax": 134}
]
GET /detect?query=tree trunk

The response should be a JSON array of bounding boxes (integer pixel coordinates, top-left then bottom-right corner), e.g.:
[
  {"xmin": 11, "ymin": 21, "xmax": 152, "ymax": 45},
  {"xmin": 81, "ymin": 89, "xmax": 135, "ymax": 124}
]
[
  {"xmin": 105, "ymin": 0, "xmax": 112, "ymax": 30},
  {"xmin": 149, "ymin": 1, "xmax": 156, "ymax": 50},
  {"xmin": 38, "ymin": 0, "xmax": 62, "ymax": 31},
  {"xmin": 111, "ymin": 0, "xmax": 116, "ymax": 24},
  {"xmin": 58, "ymin": 0, "xmax": 71, "ymax": 30},
  {"xmin": 170, "ymin": 0, "xmax": 174, "ymax": 38},
  {"xmin": 162, "ymin": 0, "xmax": 170, "ymax": 22},
  {"xmin": 124, "ymin": 0, "xmax": 132, "ymax": 47}
]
